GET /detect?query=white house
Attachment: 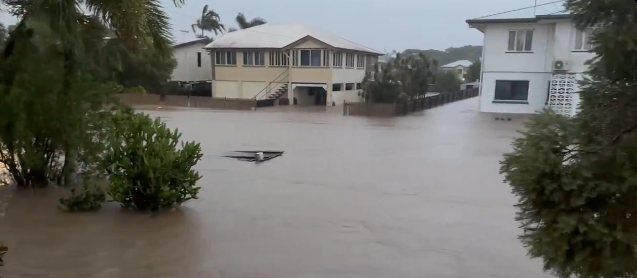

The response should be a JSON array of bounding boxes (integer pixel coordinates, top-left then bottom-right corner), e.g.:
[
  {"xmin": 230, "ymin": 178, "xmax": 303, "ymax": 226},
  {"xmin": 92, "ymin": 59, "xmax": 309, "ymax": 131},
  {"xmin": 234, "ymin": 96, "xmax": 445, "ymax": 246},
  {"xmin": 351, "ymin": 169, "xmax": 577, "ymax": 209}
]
[
  {"xmin": 171, "ymin": 38, "xmax": 212, "ymax": 83},
  {"xmin": 466, "ymin": 14, "xmax": 595, "ymax": 116},
  {"xmin": 440, "ymin": 60, "xmax": 473, "ymax": 80}
]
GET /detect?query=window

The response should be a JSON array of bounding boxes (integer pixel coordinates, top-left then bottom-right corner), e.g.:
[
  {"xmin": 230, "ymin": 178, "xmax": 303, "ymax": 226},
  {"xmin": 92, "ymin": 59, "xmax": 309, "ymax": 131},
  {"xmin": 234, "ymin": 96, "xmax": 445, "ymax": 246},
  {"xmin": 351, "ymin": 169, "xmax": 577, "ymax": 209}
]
[
  {"xmin": 355, "ymin": 83, "xmax": 362, "ymax": 90},
  {"xmin": 333, "ymin": 52, "xmax": 343, "ymax": 67},
  {"xmin": 356, "ymin": 54, "xmax": 366, "ymax": 68},
  {"xmin": 322, "ymin": 50, "xmax": 330, "ymax": 67},
  {"xmin": 507, "ymin": 30, "xmax": 533, "ymax": 52},
  {"xmin": 332, "ymin": 83, "xmax": 342, "ymax": 91},
  {"xmin": 214, "ymin": 51, "xmax": 236, "ymax": 65},
  {"xmin": 494, "ymin": 80, "xmax": 530, "ymax": 101},
  {"xmin": 456, "ymin": 69, "xmax": 463, "ymax": 75},
  {"xmin": 299, "ymin": 49, "xmax": 321, "ymax": 66},
  {"xmin": 574, "ymin": 28, "xmax": 598, "ymax": 51},
  {"xmin": 197, "ymin": 52, "xmax": 202, "ymax": 67},
  {"xmin": 269, "ymin": 51, "xmax": 289, "ymax": 66},
  {"xmin": 292, "ymin": 50, "xmax": 299, "ymax": 66},
  {"xmin": 345, "ymin": 83, "xmax": 354, "ymax": 90},
  {"xmin": 345, "ymin": 54, "xmax": 355, "ymax": 68},
  {"xmin": 243, "ymin": 51, "xmax": 265, "ymax": 66}
]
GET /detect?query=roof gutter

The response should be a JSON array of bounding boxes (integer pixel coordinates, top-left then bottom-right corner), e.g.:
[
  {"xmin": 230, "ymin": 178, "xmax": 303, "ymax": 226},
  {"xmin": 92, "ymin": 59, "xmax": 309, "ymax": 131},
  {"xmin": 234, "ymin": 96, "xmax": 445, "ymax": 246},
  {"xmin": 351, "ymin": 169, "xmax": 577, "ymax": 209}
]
[{"xmin": 465, "ymin": 14, "xmax": 571, "ymax": 25}]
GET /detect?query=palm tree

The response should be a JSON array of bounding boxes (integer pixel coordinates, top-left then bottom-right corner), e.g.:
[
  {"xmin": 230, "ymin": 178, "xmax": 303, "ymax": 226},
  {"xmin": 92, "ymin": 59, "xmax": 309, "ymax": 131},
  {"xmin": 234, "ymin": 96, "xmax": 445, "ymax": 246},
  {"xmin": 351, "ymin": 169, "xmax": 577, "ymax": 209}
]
[
  {"xmin": 0, "ymin": 0, "xmax": 182, "ymax": 187},
  {"xmin": 227, "ymin": 12, "xmax": 266, "ymax": 32},
  {"xmin": 191, "ymin": 5, "xmax": 225, "ymax": 38}
]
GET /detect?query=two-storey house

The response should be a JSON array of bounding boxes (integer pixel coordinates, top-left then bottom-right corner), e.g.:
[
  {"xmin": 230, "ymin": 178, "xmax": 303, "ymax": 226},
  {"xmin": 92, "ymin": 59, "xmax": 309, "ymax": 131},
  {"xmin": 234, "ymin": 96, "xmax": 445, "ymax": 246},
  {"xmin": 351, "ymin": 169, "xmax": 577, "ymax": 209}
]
[
  {"xmin": 204, "ymin": 24, "xmax": 381, "ymax": 106},
  {"xmin": 466, "ymin": 14, "xmax": 595, "ymax": 116},
  {"xmin": 171, "ymin": 38, "xmax": 213, "ymax": 83}
]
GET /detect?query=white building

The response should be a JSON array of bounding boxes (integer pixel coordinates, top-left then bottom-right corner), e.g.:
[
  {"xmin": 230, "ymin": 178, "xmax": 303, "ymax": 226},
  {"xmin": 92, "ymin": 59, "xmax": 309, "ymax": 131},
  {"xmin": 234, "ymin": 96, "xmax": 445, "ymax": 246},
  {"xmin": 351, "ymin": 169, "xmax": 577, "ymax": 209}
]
[
  {"xmin": 204, "ymin": 24, "xmax": 380, "ymax": 105},
  {"xmin": 440, "ymin": 60, "xmax": 473, "ymax": 80},
  {"xmin": 171, "ymin": 38, "xmax": 212, "ymax": 83},
  {"xmin": 466, "ymin": 14, "xmax": 594, "ymax": 116}
]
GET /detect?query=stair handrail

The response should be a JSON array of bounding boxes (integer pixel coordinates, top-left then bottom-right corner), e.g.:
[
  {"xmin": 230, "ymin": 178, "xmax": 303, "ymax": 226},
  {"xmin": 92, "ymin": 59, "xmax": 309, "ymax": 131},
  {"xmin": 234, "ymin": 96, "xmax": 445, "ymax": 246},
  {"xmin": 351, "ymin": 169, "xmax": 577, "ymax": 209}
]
[{"xmin": 252, "ymin": 68, "xmax": 290, "ymax": 100}]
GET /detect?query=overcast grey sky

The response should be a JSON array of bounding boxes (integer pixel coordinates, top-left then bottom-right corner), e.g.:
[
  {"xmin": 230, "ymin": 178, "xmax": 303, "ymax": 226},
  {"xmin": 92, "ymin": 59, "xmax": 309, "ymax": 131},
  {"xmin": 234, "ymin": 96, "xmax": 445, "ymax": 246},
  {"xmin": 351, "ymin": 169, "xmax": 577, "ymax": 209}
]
[{"xmin": 0, "ymin": 0, "xmax": 565, "ymax": 53}]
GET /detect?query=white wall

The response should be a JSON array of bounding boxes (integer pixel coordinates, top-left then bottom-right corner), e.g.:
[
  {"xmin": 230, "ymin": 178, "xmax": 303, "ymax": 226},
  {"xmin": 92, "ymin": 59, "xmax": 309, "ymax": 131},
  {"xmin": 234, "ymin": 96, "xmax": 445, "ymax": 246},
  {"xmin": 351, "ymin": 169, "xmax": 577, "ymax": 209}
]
[
  {"xmin": 171, "ymin": 42, "xmax": 212, "ymax": 82},
  {"xmin": 478, "ymin": 19, "xmax": 595, "ymax": 114},
  {"xmin": 331, "ymin": 68, "xmax": 365, "ymax": 84},
  {"xmin": 332, "ymin": 89, "xmax": 363, "ymax": 104},
  {"xmin": 293, "ymin": 87, "xmax": 315, "ymax": 105}
]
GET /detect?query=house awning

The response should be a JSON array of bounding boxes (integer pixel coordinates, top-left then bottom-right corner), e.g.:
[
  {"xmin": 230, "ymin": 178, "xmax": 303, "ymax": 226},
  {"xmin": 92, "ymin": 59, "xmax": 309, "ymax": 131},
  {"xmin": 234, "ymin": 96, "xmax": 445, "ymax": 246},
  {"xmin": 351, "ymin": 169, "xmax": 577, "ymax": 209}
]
[{"xmin": 292, "ymin": 83, "xmax": 327, "ymax": 90}]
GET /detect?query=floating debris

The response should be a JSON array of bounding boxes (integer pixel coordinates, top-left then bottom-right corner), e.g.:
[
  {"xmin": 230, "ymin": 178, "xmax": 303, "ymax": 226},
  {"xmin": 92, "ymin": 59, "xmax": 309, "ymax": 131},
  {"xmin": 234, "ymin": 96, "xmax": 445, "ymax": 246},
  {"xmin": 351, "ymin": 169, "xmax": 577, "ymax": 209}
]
[{"xmin": 223, "ymin": 151, "xmax": 284, "ymax": 162}]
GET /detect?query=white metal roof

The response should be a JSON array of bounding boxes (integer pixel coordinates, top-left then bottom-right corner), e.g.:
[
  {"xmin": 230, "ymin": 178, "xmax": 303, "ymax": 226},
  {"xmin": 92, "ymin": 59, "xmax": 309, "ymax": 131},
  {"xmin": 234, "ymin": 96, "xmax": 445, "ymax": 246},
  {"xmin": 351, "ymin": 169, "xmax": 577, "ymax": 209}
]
[
  {"xmin": 205, "ymin": 23, "xmax": 381, "ymax": 55},
  {"xmin": 441, "ymin": 60, "xmax": 473, "ymax": 68}
]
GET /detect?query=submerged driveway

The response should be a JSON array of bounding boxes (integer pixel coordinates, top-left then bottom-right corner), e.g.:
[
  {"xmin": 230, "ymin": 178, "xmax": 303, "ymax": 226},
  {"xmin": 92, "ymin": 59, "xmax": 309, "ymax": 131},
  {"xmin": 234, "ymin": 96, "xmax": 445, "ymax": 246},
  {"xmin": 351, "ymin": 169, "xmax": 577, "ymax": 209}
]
[{"xmin": 0, "ymin": 98, "xmax": 550, "ymax": 278}]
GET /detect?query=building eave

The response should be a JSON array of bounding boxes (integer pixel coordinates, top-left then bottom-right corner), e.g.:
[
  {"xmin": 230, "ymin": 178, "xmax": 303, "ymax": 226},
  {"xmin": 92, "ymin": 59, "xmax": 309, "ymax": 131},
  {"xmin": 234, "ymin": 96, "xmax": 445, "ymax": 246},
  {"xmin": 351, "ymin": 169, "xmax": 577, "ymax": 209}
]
[
  {"xmin": 173, "ymin": 38, "xmax": 212, "ymax": 49},
  {"xmin": 466, "ymin": 14, "xmax": 572, "ymax": 25}
]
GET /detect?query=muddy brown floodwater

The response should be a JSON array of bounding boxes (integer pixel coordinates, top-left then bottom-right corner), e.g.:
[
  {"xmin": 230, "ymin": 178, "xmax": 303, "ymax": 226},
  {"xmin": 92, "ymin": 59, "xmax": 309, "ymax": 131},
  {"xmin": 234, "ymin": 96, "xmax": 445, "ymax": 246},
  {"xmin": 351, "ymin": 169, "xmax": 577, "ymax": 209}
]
[{"xmin": 0, "ymin": 98, "xmax": 552, "ymax": 278}]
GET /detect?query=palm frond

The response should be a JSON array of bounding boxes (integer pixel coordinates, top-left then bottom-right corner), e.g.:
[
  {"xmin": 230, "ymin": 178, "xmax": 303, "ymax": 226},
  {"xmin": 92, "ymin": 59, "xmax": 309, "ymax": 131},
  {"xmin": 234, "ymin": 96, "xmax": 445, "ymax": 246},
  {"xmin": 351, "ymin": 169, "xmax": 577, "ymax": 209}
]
[
  {"xmin": 235, "ymin": 12, "xmax": 249, "ymax": 29},
  {"xmin": 84, "ymin": 0, "xmax": 173, "ymax": 54},
  {"xmin": 249, "ymin": 18, "xmax": 266, "ymax": 27}
]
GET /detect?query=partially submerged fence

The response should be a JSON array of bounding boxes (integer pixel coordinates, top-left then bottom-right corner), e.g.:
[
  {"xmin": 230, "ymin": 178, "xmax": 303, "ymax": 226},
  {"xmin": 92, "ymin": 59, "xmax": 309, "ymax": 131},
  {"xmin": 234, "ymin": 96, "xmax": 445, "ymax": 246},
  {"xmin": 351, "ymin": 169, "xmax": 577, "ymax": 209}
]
[
  {"xmin": 343, "ymin": 88, "xmax": 479, "ymax": 117},
  {"xmin": 115, "ymin": 94, "xmax": 257, "ymax": 111}
]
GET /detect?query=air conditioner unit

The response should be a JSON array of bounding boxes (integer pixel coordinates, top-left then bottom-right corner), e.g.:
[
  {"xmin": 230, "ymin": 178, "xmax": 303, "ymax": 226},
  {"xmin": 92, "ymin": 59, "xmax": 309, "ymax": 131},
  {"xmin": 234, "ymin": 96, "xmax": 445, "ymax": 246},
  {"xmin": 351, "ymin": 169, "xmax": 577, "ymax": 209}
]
[{"xmin": 552, "ymin": 60, "xmax": 570, "ymax": 71}]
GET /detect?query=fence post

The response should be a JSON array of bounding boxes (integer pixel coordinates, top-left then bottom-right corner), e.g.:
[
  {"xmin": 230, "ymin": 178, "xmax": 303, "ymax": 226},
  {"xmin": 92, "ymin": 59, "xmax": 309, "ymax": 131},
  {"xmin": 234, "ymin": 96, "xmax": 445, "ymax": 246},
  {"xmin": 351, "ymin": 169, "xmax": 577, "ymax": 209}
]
[{"xmin": 343, "ymin": 100, "xmax": 347, "ymax": 115}]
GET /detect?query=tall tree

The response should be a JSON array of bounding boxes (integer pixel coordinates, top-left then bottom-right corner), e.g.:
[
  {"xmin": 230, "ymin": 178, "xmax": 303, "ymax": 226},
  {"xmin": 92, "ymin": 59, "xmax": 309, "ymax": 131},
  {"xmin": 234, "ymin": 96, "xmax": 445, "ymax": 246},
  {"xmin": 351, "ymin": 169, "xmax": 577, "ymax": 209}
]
[
  {"xmin": 466, "ymin": 60, "xmax": 481, "ymax": 82},
  {"xmin": 0, "ymin": 0, "xmax": 182, "ymax": 187},
  {"xmin": 191, "ymin": 5, "xmax": 225, "ymax": 38},
  {"xmin": 362, "ymin": 53, "xmax": 436, "ymax": 103},
  {"xmin": 500, "ymin": 1, "xmax": 637, "ymax": 277},
  {"xmin": 433, "ymin": 71, "xmax": 461, "ymax": 93},
  {"xmin": 227, "ymin": 12, "xmax": 266, "ymax": 32}
]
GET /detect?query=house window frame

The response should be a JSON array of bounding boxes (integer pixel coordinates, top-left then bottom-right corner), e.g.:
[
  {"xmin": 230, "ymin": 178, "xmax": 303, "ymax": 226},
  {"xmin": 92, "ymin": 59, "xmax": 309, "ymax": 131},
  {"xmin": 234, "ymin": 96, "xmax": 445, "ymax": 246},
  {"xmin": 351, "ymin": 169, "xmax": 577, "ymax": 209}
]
[
  {"xmin": 332, "ymin": 83, "xmax": 342, "ymax": 91},
  {"xmin": 356, "ymin": 54, "xmax": 366, "ymax": 69},
  {"xmin": 269, "ymin": 51, "xmax": 289, "ymax": 66},
  {"xmin": 214, "ymin": 51, "xmax": 236, "ymax": 66},
  {"xmin": 243, "ymin": 51, "xmax": 265, "ymax": 66},
  {"xmin": 333, "ymin": 52, "xmax": 343, "ymax": 67},
  {"xmin": 507, "ymin": 29, "xmax": 534, "ymax": 52},
  {"xmin": 322, "ymin": 50, "xmax": 330, "ymax": 67},
  {"xmin": 298, "ymin": 49, "xmax": 322, "ymax": 67},
  {"xmin": 573, "ymin": 27, "xmax": 599, "ymax": 51},
  {"xmin": 197, "ymin": 52, "xmax": 202, "ymax": 67},
  {"xmin": 493, "ymin": 80, "xmax": 530, "ymax": 103},
  {"xmin": 355, "ymin": 83, "xmax": 362, "ymax": 90},
  {"xmin": 345, "ymin": 83, "xmax": 354, "ymax": 90},
  {"xmin": 345, "ymin": 53, "xmax": 355, "ymax": 68}
]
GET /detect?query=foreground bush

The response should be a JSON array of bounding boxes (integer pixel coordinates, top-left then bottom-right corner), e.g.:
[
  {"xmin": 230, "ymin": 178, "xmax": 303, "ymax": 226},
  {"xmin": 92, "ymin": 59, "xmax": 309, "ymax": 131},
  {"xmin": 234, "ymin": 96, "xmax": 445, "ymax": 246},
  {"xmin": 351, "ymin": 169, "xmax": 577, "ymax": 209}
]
[
  {"xmin": 58, "ymin": 184, "xmax": 106, "ymax": 212},
  {"xmin": 104, "ymin": 110, "xmax": 203, "ymax": 212}
]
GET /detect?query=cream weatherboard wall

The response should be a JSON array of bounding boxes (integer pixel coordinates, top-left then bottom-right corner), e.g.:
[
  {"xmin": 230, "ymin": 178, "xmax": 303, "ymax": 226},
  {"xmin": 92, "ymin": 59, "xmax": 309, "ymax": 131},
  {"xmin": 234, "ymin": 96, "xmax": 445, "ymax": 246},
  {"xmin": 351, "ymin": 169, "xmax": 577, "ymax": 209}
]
[
  {"xmin": 211, "ymin": 38, "xmax": 378, "ymax": 104},
  {"xmin": 479, "ymin": 19, "xmax": 594, "ymax": 114},
  {"xmin": 172, "ymin": 42, "xmax": 212, "ymax": 82}
]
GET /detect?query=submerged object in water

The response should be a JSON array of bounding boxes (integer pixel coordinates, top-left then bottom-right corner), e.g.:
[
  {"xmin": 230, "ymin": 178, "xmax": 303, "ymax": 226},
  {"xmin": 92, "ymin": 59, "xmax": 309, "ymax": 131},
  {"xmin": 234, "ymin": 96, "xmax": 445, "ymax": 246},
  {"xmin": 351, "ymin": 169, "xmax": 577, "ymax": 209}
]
[{"xmin": 223, "ymin": 151, "xmax": 284, "ymax": 162}]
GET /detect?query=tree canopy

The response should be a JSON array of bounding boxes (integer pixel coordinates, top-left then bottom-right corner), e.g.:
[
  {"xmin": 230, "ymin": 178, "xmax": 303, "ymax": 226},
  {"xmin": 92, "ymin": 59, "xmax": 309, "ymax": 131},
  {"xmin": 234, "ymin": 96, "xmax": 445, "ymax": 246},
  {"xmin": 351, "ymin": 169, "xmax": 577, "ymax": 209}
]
[
  {"xmin": 500, "ymin": 0, "xmax": 637, "ymax": 277},
  {"xmin": 191, "ymin": 5, "xmax": 225, "ymax": 38},
  {"xmin": 402, "ymin": 45, "xmax": 482, "ymax": 66},
  {"xmin": 227, "ymin": 13, "xmax": 266, "ymax": 32}
]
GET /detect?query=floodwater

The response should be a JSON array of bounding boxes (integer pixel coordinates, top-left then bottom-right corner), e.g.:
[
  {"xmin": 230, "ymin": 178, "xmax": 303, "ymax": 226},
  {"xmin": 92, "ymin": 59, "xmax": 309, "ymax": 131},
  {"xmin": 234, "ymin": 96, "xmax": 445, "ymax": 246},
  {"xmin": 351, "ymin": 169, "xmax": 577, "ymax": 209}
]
[{"xmin": 0, "ymin": 99, "xmax": 551, "ymax": 278}]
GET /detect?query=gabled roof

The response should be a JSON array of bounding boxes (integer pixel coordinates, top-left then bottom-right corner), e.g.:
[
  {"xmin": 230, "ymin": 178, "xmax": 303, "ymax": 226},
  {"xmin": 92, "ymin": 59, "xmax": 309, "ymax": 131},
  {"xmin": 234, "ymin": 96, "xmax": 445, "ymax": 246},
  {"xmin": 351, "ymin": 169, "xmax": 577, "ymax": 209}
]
[
  {"xmin": 441, "ymin": 60, "xmax": 473, "ymax": 68},
  {"xmin": 173, "ymin": 38, "xmax": 211, "ymax": 49},
  {"xmin": 204, "ymin": 23, "xmax": 381, "ymax": 55}
]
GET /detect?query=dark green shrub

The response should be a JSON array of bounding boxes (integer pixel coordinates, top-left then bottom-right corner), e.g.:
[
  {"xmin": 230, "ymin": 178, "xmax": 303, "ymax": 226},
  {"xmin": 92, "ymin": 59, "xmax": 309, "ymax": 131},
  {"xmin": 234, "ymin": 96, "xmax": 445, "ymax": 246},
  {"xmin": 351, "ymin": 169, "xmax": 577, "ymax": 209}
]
[
  {"xmin": 58, "ymin": 184, "xmax": 106, "ymax": 212},
  {"xmin": 103, "ymin": 111, "xmax": 203, "ymax": 212}
]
